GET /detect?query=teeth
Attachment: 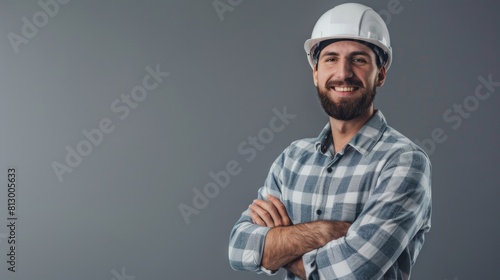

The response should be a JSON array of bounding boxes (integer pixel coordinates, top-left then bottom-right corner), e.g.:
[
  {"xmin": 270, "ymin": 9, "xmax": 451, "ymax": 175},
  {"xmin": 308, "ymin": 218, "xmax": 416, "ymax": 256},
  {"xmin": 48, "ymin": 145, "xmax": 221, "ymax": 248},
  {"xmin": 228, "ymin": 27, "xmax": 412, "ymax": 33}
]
[{"xmin": 335, "ymin": 87, "xmax": 356, "ymax": 92}]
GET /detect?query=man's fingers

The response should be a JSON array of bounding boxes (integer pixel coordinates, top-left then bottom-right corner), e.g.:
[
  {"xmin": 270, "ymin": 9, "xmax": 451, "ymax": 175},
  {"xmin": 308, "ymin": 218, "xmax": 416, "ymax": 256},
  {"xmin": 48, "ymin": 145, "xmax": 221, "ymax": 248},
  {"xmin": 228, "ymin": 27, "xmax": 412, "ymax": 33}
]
[
  {"xmin": 249, "ymin": 209, "xmax": 266, "ymax": 227},
  {"xmin": 267, "ymin": 195, "xmax": 292, "ymax": 226},
  {"xmin": 252, "ymin": 199, "xmax": 283, "ymax": 226},
  {"xmin": 249, "ymin": 203, "xmax": 275, "ymax": 227}
]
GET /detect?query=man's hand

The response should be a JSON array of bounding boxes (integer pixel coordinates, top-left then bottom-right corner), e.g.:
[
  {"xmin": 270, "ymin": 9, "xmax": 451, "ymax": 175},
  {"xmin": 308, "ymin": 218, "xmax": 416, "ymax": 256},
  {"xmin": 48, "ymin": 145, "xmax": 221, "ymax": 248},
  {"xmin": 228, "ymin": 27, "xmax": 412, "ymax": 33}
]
[
  {"xmin": 249, "ymin": 195, "xmax": 292, "ymax": 227},
  {"xmin": 248, "ymin": 195, "xmax": 351, "ymax": 277},
  {"xmin": 249, "ymin": 195, "xmax": 306, "ymax": 279}
]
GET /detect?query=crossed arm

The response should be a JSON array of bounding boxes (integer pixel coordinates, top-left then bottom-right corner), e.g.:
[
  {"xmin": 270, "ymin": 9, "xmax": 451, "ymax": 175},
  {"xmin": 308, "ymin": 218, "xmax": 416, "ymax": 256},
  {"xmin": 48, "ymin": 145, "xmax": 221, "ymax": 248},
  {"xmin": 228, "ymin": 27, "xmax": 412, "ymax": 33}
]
[
  {"xmin": 249, "ymin": 195, "xmax": 351, "ymax": 279},
  {"xmin": 230, "ymin": 149, "xmax": 431, "ymax": 279}
]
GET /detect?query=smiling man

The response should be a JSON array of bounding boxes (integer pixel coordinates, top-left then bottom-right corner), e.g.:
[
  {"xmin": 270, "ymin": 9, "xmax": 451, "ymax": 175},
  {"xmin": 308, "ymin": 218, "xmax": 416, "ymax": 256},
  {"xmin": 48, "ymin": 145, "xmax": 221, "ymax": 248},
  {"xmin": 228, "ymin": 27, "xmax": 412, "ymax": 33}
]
[{"xmin": 228, "ymin": 3, "xmax": 431, "ymax": 279}]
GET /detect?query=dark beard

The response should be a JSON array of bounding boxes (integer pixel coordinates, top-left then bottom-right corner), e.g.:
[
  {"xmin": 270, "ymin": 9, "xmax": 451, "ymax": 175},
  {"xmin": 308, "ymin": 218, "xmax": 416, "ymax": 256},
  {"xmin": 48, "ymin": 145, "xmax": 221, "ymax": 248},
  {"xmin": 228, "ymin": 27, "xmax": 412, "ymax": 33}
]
[{"xmin": 316, "ymin": 80, "xmax": 376, "ymax": 121}]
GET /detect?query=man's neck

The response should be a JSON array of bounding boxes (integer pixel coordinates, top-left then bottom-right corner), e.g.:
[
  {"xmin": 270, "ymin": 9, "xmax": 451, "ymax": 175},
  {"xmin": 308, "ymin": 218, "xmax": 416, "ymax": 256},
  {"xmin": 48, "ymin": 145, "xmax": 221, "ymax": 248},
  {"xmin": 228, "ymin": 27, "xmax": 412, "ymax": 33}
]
[{"xmin": 329, "ymin": 107, "xmax": 375, "ymax": 154}]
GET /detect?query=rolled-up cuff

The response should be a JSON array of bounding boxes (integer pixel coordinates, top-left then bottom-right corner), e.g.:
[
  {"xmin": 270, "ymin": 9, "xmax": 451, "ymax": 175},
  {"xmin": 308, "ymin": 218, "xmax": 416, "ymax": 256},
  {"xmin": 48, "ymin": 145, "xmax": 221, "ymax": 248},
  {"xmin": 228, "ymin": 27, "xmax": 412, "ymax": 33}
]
[
  {"xmin": 303, "ymin": 249, "xmax": 319, "ymax": 280},
  {"xmin": 259, "ymin": 265, "xmax": 279, "ymax": 276}
]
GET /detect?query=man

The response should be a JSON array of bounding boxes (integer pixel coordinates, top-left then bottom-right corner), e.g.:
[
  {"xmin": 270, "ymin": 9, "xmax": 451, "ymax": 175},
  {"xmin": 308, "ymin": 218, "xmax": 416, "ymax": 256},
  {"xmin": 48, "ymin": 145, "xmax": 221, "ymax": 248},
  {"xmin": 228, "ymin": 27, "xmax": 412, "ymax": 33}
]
[{"xmin": 228, "ymin": 3, "xmax": 431, "ymax": 279}]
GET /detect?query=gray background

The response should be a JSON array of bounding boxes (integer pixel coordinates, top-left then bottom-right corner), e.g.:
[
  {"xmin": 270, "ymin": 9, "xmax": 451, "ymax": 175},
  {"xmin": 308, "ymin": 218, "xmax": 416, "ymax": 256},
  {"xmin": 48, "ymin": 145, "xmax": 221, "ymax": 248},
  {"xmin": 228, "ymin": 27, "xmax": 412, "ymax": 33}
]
[{"xmin": 0, "ymin": 0, "xmax": 498, "ymax": 279}]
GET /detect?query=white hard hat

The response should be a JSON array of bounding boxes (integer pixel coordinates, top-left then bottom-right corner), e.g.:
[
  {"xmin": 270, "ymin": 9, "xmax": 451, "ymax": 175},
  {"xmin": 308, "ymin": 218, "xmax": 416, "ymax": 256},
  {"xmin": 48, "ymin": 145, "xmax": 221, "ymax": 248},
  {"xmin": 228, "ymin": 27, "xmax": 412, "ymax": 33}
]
[{"xmin": 304, "ymin": 3, "xmax": 392, "ymax": 71}]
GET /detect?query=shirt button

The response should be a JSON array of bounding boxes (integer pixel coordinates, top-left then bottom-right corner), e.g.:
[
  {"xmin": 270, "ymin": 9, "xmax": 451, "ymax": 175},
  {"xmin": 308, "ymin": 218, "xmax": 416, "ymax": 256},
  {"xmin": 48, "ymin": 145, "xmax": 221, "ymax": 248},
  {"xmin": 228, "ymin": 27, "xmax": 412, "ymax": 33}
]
[
  {"xmin": 316, "ymin": 209, "xmax": 322, "ymax": 215},
  {"xmin": 326, "ymin": 167, "xmax": 332, "ymax": 173}
]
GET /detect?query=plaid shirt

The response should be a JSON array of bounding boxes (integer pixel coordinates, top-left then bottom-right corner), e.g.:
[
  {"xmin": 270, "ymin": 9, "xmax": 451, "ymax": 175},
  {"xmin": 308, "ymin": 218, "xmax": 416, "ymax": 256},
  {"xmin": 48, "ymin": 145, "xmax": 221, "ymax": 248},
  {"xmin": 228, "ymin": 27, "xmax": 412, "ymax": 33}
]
[{"xmin": 228, "ymin": 110, "xmax": 432, "ymax": 279}]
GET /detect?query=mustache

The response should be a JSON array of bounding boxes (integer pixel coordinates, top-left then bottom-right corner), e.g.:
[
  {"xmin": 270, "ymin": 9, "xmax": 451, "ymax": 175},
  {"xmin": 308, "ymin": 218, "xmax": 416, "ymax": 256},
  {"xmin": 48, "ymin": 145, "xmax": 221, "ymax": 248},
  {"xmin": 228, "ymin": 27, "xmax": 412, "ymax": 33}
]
[{"xmin": 326, "ymin": 78, "xmax": 363, "ymax": 88}]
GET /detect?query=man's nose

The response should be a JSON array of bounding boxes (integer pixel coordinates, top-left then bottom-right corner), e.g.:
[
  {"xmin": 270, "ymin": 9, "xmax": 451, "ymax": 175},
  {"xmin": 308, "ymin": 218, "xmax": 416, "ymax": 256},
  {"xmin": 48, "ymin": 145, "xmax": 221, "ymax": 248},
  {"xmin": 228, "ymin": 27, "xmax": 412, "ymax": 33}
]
[{"xmin": 335, "ymin": 59, "xmax": 353, "ymax": 80}]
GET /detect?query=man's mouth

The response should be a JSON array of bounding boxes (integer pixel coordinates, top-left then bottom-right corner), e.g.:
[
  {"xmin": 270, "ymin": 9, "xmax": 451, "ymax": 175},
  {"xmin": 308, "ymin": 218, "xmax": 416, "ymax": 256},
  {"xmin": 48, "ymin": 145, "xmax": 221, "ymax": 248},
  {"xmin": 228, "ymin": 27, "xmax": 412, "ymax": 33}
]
[{"xmin": 334, "ymin": 86, "xmax": 358, "ymax": 92}]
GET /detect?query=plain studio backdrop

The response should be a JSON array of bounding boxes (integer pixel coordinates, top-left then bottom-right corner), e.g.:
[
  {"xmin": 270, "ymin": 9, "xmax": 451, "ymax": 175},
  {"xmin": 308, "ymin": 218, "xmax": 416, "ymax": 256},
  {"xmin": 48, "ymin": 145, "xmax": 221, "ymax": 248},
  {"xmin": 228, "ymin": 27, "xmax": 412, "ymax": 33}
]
[{"xmin": 0, "ymin": 1, "xmax": 498, "ymax": 279}]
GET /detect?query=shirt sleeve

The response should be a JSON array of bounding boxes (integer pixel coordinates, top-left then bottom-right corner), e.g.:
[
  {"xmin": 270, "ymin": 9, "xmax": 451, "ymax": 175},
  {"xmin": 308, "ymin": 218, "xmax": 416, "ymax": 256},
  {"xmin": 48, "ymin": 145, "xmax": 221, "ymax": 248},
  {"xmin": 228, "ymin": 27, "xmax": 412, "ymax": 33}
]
[
  {"xmin": 303, "ymin": 149, "xmax": 432, "ymax": 280},
  {"xmin": 228, "ymin": 148, "xmax": 287, "ymax": 275}
]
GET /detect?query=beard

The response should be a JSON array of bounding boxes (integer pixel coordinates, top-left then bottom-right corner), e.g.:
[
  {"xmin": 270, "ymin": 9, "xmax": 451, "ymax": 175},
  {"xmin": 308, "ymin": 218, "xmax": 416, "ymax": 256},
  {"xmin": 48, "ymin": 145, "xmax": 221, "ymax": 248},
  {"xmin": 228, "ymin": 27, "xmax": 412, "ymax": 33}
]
[{"xmin": 316, "ymin": 78, "xmax": 376, "ymax": 121}]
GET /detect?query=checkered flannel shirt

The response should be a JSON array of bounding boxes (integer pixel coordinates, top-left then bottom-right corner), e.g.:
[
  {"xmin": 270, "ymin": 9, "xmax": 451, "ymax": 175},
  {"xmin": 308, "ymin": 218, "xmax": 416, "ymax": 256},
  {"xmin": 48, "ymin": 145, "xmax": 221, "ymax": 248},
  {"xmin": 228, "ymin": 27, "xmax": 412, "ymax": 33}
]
[{"xmin": 228, "ymin": 110, "xmax": 432, "ymax": 279}]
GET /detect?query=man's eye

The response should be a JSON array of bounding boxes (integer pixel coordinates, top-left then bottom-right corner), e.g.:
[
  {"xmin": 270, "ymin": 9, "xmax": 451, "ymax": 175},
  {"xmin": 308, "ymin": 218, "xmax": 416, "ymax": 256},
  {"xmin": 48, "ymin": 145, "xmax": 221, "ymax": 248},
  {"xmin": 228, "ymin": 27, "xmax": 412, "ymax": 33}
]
[
  {"xmin": 324, "ymin": 57, "xmax": 337, "ymax": 62},
  {"xmin": 352, "ymin": 58, "xmax": 367, "ymax": 64}
]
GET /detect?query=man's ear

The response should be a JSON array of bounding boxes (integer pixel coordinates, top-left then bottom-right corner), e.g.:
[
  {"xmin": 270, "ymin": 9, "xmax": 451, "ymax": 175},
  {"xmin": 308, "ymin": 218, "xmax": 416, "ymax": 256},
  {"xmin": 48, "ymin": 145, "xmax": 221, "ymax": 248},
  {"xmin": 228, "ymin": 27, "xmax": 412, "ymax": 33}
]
[
  {"xmin": 376, "ymin": 66, "xmax": 387, "ymax": 87},
  {"xmin": 313, "ymin": 66, "xmax": 318, "ymax": 87}
]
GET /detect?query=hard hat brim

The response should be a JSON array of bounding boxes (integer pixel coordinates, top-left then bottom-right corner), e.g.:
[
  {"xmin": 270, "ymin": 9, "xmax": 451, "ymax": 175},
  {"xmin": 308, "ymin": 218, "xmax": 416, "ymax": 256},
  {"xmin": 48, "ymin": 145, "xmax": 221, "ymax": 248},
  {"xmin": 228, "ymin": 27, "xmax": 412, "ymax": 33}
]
[{"xmin": 304, "ymin": 35, "xmax": 392, "ymax": 70}]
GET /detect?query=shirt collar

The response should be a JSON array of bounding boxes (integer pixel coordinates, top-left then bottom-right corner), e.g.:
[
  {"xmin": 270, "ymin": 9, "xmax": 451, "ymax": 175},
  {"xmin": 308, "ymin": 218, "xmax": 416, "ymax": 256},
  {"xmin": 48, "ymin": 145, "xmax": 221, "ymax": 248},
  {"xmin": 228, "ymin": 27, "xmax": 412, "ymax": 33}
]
[{"xmin": 315, "ymin": 110, "xmax": 388, "ymax": 156}]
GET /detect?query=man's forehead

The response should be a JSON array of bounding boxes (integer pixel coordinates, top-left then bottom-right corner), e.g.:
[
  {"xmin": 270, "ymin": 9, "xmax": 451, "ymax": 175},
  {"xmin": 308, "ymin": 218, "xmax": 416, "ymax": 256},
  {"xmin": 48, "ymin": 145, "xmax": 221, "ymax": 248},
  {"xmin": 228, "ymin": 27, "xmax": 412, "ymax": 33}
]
[{"xmin": 320, "ymin": 40, "xmax": 373, "ymax": 56}]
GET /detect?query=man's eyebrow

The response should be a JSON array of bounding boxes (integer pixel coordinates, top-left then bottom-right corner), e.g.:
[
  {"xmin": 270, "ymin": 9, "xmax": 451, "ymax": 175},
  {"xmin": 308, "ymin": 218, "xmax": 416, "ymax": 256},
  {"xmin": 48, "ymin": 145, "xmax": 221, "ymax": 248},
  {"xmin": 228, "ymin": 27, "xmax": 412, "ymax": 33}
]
[
  {"xmin": 319, "ymin": 51, "xmax": 339, "ymax": 58},
  {"xmin": 320, "ymin": 50, "xmax": 372, "ymax": 58},
  {"xmin": 350, "ymin": 51, "xmax": 371, "ymax": 57}
]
